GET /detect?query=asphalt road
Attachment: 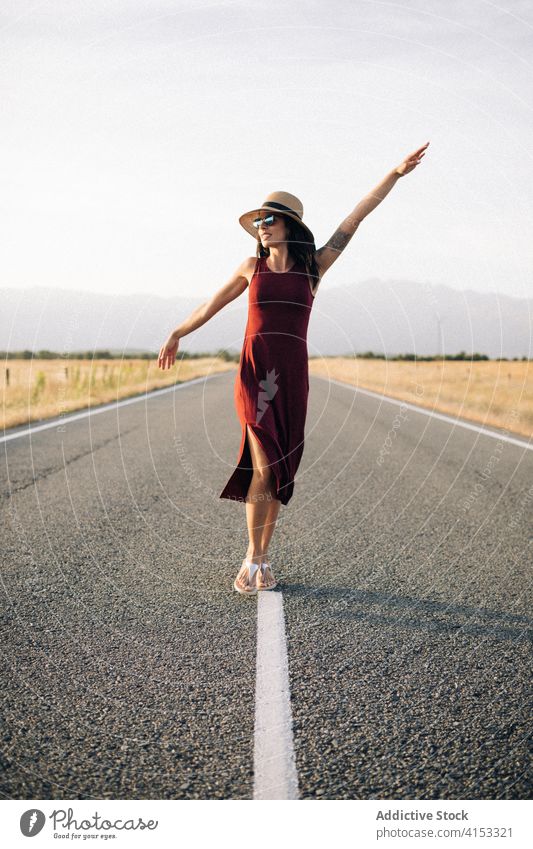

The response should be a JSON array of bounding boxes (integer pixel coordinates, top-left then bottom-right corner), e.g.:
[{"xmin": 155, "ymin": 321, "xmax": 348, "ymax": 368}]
[{"xmin": 1, "ymin": 372, "xmax": 531, "ymax": 800}]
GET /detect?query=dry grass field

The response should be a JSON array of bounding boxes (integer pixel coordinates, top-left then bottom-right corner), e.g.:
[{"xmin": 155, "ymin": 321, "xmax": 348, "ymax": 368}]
[
  {"xmin": 2, "ymin": 356, "xmax": 531, "ymax": 439},
  {"xmin": 1, "ymin": 357, "xmax": 235, "ymax": 431},
  {"xmin": 308, "ymin": 357, "xmax": 532, "ymax": 439}
]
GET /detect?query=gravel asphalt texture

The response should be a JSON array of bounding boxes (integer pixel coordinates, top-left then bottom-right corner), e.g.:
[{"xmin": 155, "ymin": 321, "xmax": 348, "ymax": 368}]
[{"xmin": 1, "ymin": 372, "xmax": 531, "ymax": 799}]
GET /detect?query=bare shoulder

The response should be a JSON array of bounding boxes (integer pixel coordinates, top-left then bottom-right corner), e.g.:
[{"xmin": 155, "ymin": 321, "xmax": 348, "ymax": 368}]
[{"xmin": 241, "ymin": 255, "xmax": 260, "ymax": 285}]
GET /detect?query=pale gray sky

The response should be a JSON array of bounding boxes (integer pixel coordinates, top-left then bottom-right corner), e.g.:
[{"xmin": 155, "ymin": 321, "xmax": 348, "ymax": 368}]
[{"xmin": 2, "ymin": 0, "xmax": 532, "ymax": 299}]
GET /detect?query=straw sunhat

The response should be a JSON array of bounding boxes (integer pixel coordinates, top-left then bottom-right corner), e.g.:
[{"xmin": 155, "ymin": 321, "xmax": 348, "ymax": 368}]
[{"xmin": 239, "ymin": 191, "xmax": 314, "ymax": 245}]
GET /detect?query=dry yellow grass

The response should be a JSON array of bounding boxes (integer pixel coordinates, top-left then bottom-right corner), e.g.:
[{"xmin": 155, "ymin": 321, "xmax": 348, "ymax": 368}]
[
  {"xmin": 1, "ymin": 357, "xmax": 236, "ymax": 430},
  {"xmin": 2, "ymin": 356, "xmax": 531, "ymax": 440},
  {"xmin": 308, "ymin": 357, "xmax": 533, "ymax": 439}
]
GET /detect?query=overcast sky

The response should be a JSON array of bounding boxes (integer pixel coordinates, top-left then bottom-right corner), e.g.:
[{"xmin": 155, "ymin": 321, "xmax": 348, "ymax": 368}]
[{"xmin": 2, "ymin": 0, "xmax": 532, "ymax": 300}]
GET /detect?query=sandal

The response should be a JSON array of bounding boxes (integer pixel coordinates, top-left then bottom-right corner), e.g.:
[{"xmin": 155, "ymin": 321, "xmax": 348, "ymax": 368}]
[
  {"xmin": 256, "ymin": 561, "xmax": 278, "ymax": 591},
  {"xmin": 233, "ymin": 559, "xmax": 260, "ymax": 595}
]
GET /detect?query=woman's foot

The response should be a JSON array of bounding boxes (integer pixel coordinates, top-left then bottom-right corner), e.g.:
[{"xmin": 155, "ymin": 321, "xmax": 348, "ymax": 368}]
[
  {"xmin": 234, "ymin": 559, "xmax": 260, "ymax": 595},
  {"xmin": 256, "ymin": 558, "xmax": 277, "ymax": 590}
]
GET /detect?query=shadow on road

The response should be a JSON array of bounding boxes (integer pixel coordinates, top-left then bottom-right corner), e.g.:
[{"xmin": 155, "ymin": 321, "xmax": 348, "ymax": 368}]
[{"xmin": 281, "ymin": 584, "xmax": 532, "ymax": 643}]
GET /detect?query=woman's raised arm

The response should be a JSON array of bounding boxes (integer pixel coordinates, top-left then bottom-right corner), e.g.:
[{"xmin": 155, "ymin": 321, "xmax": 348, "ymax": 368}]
[
  {"xmin": 158, "ymin": 256, "xmax": 254, "ymax": 370},
  {"xmin": 315, "ymin": 141, "xmax": 430, "ymax": 277}
]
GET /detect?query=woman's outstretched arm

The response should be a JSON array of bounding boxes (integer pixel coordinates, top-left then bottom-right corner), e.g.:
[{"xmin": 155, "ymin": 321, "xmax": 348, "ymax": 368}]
[
  {"xmin": 315, "ymin": 141, "xmax": 430, "ymax": 277},
  {"xmin": 158, "ymin": 257, "xmax": 254, "ymax": 369}
]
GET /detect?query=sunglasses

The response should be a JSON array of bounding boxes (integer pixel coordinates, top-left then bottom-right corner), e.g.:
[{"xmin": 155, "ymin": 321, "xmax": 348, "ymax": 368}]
[{"xmin": 252, "ymin": 213, "xmax": 278, "ymax": 229}]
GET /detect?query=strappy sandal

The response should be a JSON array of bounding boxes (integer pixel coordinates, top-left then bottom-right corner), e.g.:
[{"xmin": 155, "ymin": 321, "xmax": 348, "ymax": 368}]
[
  {"xmin": 233, "ymin": 559, "xmax": 260, "ymax": 595},
  {"xmin": 256, "ymin": 561, "xmax": 278, "ymax": 591}
]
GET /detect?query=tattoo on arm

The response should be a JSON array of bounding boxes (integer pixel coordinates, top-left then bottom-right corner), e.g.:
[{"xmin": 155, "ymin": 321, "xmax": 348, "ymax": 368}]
[{"xmin": 325, "ymin": 228, "xmax": 353, "ymax": 254}]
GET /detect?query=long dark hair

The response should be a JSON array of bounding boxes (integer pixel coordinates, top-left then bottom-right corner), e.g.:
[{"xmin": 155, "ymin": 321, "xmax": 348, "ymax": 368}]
[{"xmin": 255, "ymin": 214, "xmax": 321, "ymax": 295}]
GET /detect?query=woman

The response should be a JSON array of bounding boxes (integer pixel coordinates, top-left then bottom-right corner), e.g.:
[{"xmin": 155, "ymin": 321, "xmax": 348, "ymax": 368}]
[{"xmin": 159, "ymin": 142, "xmax": 429, "ymax": 595}]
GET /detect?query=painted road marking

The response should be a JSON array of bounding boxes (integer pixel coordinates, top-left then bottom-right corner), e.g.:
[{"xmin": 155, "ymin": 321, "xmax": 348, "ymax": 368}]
[
  {"xmin": 0, "ymin": 373, "xmax": 225, "ymax": 444},
  {"xmin": 4, "ymin": 372, "xmax": 530, "ymax": 451},
  {"xmin": 317, "ymin": 376, "xmax": 532, "ymax": 451},
  {"xmin": 254, "ymin": 591, "xmax": 299, "ymax": 800}
]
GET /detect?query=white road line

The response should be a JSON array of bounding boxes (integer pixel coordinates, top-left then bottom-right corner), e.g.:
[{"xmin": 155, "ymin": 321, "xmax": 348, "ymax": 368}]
[
  {"xmin": 0, "ymin": 373, "xmax": 225, "ymax": 444},
  {"xmin": 254, "ymin": 591, "xmax": 299, "ymax": 800},
  {"xmin": 316, "ymin": 375, "xmax": 533, "ymax": 451}
]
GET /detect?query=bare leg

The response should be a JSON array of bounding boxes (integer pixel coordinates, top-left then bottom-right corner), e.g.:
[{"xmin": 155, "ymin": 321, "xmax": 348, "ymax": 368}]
[
  {"xmin": 244, "ymin": 425, "xmax": 278, "ymax": 564},
  {"xmin": 261, "ymin": 498, "xmax": 281, "ymax": 555},
  {"xmin": 256, "ymin": 497, "xmax": 280, "ymax": 589},
  {"xmin": 234, "ymin": 425, "xmax": 280, "ymax": 592}
]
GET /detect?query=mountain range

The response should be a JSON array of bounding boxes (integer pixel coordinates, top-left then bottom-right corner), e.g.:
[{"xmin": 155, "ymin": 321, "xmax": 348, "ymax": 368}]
[{"xmin": 2, "ymin": 280, "xmax": 531, "ymax": 358}]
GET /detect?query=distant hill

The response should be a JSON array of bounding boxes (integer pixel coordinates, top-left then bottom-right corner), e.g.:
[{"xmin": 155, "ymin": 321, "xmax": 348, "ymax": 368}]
[{"xmin": 1, "ymin": 280, "xmax": 531, "ymax": 359}]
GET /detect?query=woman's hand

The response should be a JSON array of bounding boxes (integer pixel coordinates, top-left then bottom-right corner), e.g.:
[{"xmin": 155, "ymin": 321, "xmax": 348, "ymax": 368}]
[
  {"xmin": 395, "ymin": 141, "xmax": 430, "ymax": 176},
  {"xmin": 158, "ymin": 332, "xmax": 180, "ymax": 370}
]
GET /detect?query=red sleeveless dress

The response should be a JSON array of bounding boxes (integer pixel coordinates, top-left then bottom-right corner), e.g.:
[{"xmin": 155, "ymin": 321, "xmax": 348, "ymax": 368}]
[{"xmin": 219, "ymin": 254, "xmax": 316, "ymax": 506}]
